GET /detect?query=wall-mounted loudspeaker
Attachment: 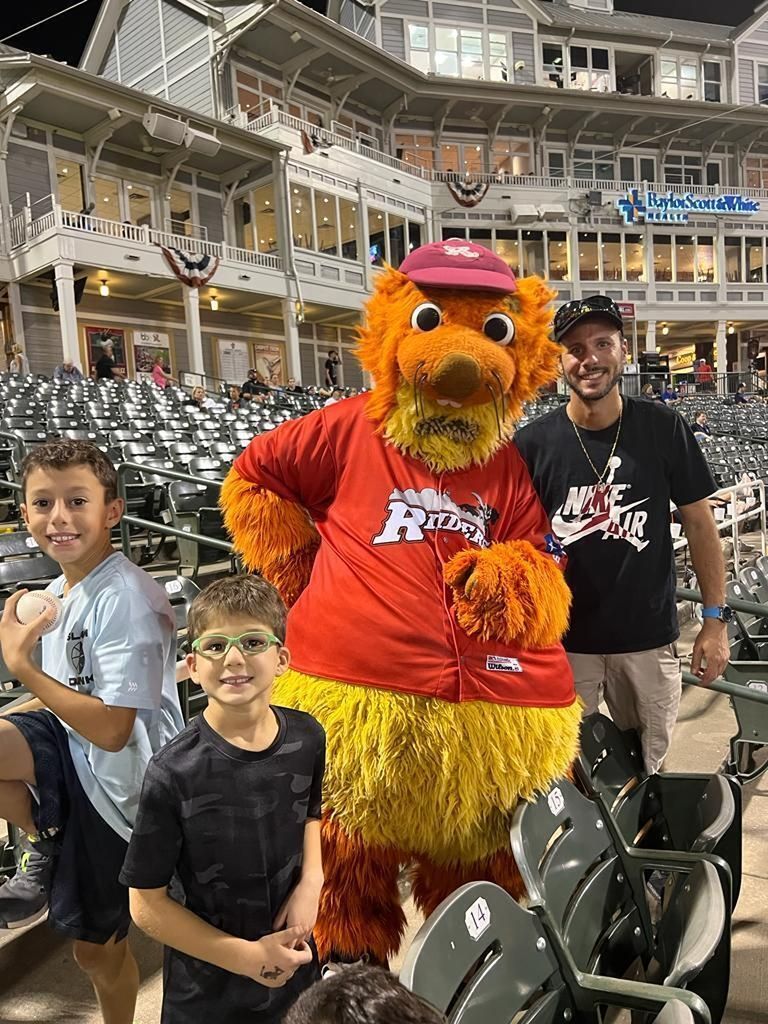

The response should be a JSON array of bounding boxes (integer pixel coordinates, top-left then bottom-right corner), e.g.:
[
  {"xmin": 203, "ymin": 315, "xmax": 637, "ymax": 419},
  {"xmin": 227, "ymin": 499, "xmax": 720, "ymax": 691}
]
[{"xmin": 142, "ymin": 113, "xmax": 187, "ymax": 146}]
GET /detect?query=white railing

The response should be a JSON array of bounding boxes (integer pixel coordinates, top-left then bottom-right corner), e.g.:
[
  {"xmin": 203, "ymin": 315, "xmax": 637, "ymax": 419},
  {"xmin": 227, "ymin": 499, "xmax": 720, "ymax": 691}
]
[{"xmin": 6, "ymin": 200, "xmax": 284, "ymax": 273}]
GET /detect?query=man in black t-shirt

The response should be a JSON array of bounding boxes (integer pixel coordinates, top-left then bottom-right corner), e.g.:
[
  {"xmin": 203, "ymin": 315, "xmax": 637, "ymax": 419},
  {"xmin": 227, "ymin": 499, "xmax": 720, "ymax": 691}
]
[
  {"xmin": 95, "ymin": 342, "xmax": 118, "ymax": 380},
  {"xmin": 242, "ymin": 368, "xmax": 272, "ymax": 399},
  {"xmin": 515, "ymin": 296, "xmax": 729, "ymax": 772},
  {"xmin": 324, "ymin": 350, "xmax": 340, "ymax": 388}
]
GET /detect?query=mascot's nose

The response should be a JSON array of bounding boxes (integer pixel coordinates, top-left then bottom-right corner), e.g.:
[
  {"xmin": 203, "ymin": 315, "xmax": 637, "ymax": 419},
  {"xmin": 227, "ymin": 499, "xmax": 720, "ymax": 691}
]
[{"xmin": 431, "ymin": 354, "xmax": 482, "ymax": 401}]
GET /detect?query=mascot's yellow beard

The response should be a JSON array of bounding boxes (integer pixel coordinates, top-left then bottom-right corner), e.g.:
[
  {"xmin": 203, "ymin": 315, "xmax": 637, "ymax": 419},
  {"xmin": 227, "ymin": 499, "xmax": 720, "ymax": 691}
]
[{"xmin": 384, "ymin": 383, "xmax": 514, "ymax": 473}]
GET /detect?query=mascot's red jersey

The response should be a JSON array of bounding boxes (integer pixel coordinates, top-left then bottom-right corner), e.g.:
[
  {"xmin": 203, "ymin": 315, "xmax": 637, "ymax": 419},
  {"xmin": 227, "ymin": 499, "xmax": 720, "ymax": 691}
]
[{"xmin": 234, "ymin": 394, "xmax": 575, "ymax": 708}]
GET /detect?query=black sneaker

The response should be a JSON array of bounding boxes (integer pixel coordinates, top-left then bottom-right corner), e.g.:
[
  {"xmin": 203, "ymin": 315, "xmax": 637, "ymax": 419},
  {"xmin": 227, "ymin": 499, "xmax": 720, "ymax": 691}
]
[{"xmin": 0, "ymin": 834, "xmax": 57, "ymax": 929}]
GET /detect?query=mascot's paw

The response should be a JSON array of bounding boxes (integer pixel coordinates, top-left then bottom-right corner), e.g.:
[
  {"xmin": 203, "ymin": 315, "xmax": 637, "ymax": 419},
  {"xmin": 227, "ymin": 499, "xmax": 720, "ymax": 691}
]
[{"xmin": 444, "ymin": 540, "xmax": 571, "ymax": 648}]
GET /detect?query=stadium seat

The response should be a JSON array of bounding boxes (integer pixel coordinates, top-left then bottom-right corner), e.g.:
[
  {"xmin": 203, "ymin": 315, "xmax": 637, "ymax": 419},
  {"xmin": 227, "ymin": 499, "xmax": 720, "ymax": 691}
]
[
  {"xmin": 511, "ymin": 778, "xmax": 728, "ymax": 1024},
  {"xmin": 401, "ymin": 881, "xmax": 705, "ymax": 1024},
  {"xmin": 167, "ymin": 480, "xmax": 227, "ymax": 575},
  {"xmin": 576, "ymin": 714, "xmax": 741, "ymax": 908}
]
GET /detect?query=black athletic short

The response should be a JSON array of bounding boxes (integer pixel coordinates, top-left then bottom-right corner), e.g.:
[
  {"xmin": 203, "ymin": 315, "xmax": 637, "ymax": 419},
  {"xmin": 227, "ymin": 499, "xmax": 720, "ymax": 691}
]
[{"xmin": 7, "ymin": 709, "xmax": 131, "ymax": 945}]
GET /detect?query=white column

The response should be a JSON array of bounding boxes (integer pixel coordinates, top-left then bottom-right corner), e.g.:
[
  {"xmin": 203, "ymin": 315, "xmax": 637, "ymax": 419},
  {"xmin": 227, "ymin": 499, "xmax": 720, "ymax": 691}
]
[
  {"xmin": 7, "ymin": 281, "xmax": 25, "ymax": 354},
  {"xmin": 715, "ymin": 319, "xmax": 728, "ymax": 376},
  {"xmin": 181, "ymin": 285, "xmax": 205, "ymax": 377},
  {"xmin": 281, "ymin": 297, "xmax": 301, "ymax": 382},
  {"xmin": 53, "ymin": 262, "xmax": 78, "ymax": 365},
  {"xmin": 645, "ymin": 320, "xmax": 657, "ymax": 353}
]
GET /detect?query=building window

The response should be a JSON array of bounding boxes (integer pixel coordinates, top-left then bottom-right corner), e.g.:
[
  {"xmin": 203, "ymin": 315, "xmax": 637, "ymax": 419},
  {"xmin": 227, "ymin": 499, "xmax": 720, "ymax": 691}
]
[
  {"xmin": 654, "ymin": 234, "xmax": 673, "ymax": 281},
  {"xmin": 569, "ymin": 45, "xmax": 611, "ymax": 92},
  {"xmin": 94, "ymin": 177, "xmax": 121, "ymax": 222},
  {"xmin": 573, "ymin": 147, "xmax": 614, "ymax": 181},
  {"xmin": 625, "ymin": 234, "xmax": 645, "ymax": 281},
  {"xmin": 547, "ymin": 231, "xmax": 568, "ymax": 280},
  {"xmin": 745, "ymin": 155, "xmax": 768, "ymax": 189},
  {"xmin": 291, "ymin": 183, "xmax": 315, "ymax": 251},
  {"xmin": 578, "ymin": 232, "xmax": 600, "ymax": 281},
  {"xmin": 663, "ymin": 154, "xmax": 703, "ymax": 186},
  {"xmin": 725, "ymin": 237, "xmax": 743, "ymax": 282},
  {"xmin": 706, "ymin": 161, "xmax": 721, "ymax": 186},
  {"xmin": 389, "ymin": 213, "xmax": 407, "ymax": 266},
  {"xmin": 542, "ymin": 43, "xmax": 564, "ymax": 87},
  {"xmin": 438, "ymin": 141, "xmax": 485, "ymax": 175},
  {"xmin": 56, "ymin": 160, "xmax": 84, "ymax": 213},
  {"xmin": 235, "ymin": 68, "xmax": 283, "ymax": 121},
  {"xmin": 521, "ymin": 230, "xmax": 545, "ymax": 275},
  {"xmin": 602, "ymin": 233, "xmax": 623, "ymax": 281},
  {"xmin": 619, "ymin": 154, "xmax": 656, "ymax": 183},
  {"xmin": 340, "ymin": 198, "xmax": 359, "ymax": 261},
  {"xmin": 315, "ymin": 192, "xmax": 338, "ymax": 257},
  {"xmin": 703, "ymin": 61, "xmax": 722, "ymax": 102},
  {"xmin": 747, "ymin": 236, "xmax": 765, "ymax": 282},
  {"xmin": 491, "ymin": 139, "xmax": 531, "ymax": 177},
  {"xmin": 408, "ymin": 23, "xmax": 430, "ymax": 74},
  {"xmin": 394, "ymin": 133, "xmax": 434, "ymax": 171},
  {"xmin": 696, "ymin": 236, "xmax": 715, "ymax": 282},
  {"xmin": 758, "ymin": 64, "xmax": 768, "ymax": 104},
  {"xmin": 367, "ymin": 207, "xmax": 422, "ymax": 265},
  {"xmin": 660, "ymin": 56, "xmax": 699, "ymax": 100},
  {"xmin": 675, "ymin": 235, "xmax": 695, "ymax": 282},
  {"xmin": 409, "ymin": 24, "xmax": 509, "ymax": 81},
  {"xmin": 547, "ymin": 151, "xmax": 566, "ymax": 178},
  {"xmin": 495, "ymin": 230, "xmax": 520, "ymax": 275}
]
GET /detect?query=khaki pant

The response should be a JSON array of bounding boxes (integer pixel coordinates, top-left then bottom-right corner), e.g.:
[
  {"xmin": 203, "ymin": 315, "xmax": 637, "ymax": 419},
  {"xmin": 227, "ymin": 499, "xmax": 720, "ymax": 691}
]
[{"xmin": 568, "ymin": 644, "xmax": 682, "ymax": 774}]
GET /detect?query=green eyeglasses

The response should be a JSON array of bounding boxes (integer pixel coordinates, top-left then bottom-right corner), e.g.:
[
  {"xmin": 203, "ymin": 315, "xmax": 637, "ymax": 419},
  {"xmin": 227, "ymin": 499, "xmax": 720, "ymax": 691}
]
[{"xmin": 191, "ymin": 631, "xmax": 282, "ymax": 660}]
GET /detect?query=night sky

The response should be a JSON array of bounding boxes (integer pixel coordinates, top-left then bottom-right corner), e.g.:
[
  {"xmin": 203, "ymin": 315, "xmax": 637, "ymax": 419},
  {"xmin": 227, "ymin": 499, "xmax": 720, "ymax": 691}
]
[{"xmin": 2, "ymin": 0, "xmax": 761, "ymax": 67}]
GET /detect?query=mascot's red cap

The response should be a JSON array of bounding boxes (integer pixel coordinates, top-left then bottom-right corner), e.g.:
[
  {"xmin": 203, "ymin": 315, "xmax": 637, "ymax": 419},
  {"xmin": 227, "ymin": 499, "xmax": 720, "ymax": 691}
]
[{"xmin": 399, "ymin": 239, "xmax": 517, "ymax": 295}]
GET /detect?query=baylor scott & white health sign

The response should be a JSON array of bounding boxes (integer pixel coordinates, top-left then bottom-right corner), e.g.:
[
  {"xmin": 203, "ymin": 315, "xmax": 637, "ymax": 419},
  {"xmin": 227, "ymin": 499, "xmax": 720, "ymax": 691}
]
[{"xmin": 617, "ymin": 187, "xmax": 760, "ymax": 225}]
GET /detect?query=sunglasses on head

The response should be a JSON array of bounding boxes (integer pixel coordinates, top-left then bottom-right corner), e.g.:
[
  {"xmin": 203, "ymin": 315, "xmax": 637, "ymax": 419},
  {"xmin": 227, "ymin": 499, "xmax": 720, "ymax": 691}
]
[{"xmin": 554, "ymin": 296, "xmax": 623, "ymax": 338}]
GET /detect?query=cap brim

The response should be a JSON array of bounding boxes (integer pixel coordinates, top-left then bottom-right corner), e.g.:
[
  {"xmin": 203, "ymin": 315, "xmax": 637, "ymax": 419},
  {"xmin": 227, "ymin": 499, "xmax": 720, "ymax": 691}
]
[
  {"xmin": 406, "ymin": 267, "xmax": 516, "ymax": 295},
  {"xmin": 555, "ymin": 310, "xmax": 624, "ymax": 342}
]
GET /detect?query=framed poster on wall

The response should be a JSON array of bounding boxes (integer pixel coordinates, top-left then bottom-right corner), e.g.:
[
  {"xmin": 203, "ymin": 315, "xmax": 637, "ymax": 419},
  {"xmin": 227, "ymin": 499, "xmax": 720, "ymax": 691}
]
[
  {"xmin": 133, "ymin": 331, "xmax": 172, "ymax": 383},
  {"xmin": 252, "ymin": 342, "xmax": 285, "ymax": 385},
  {"xmin": 84, "ymin": 325, "xmax": 127, "ymax": 377},
  {"xmin": 216, "ymin": 338, "xmax": 251, "ymax": 385}
]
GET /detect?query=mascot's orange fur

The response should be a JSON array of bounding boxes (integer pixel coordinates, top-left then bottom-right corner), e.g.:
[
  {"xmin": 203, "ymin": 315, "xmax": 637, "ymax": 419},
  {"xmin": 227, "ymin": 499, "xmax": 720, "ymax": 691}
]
[{"xmin": 221, "ymin": 240, "xmax": 581, "ymax": 961}]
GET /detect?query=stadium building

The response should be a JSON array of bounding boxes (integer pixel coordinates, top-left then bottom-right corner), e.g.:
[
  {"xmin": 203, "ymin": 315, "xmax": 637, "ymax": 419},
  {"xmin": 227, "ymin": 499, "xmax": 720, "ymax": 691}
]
[{"xmin": 2, "ymin": 0, "xmax": 768, "ymax": 384}]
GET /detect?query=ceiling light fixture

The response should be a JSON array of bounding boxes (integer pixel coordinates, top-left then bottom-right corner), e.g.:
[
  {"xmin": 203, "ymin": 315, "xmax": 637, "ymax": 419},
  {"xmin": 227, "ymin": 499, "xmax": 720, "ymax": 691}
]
[
  {"xmin": 99, "ymin": 279, "xmax": 109, "ymax": 297},
  {"xmin": 210, "ymin": 295, "xmax": 219, "ymax": 311}
]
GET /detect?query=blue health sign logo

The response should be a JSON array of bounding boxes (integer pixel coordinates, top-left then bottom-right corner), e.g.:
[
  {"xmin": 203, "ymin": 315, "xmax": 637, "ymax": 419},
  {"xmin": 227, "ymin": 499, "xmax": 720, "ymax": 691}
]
[{"xmin": 617, "ymin": 187, "xmax": 760, "ymax": 225}]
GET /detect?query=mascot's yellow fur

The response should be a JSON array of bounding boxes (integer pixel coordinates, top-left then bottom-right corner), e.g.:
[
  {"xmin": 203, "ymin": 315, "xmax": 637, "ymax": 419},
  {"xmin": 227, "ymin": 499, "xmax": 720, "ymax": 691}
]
[{"xmin": 221, "ymin": 240, "xmax": 580, "ymax": 961}]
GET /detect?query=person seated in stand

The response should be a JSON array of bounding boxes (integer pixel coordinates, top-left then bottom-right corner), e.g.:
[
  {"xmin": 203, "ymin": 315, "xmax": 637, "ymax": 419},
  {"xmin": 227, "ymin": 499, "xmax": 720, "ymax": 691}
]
[
  {"xmin": 323, "ymin": 387, "xmax": 345, "ymax": 408},
  {"xmin": 54, "ymin": 358, "xmax": 83, "ymax": 384},
  {"xmin": 227, "ymin": 385, "xmax": 243, "ymax": 412},
  {"xmin": 187, "ymin": 386, "xmax": 214, "ymax": 411},
  {"xmin": 661, "ymin": 382, "xmax": 679, "ymax": 404},
  {"xmin": 285, "ymin": 377, "xmax": 305, "ymax": 395},
  {"xmin": 285, "ymin": 965, "xmax": 445, "ymax": 1024},
  {"xmin": 693, "ymin": 411, "xmax": 712, "ymax": 438},
  {"xmin": 242, "ymin": 369, "xmax": 271, "ymax": 400},
  {"xmin": 123, "ymin": 576, "xmax": 325, "ymax": 1024},
  {"xmin": 95, "ymin": 342, "xmax": 123, "ymax": 381},
  {"xmin": 734, "ymin": 382, "xmax": 750, "ymax": 404},
  {"xmin": 151, "ymin": 354, "xmax": 177, "ymax": 390}
]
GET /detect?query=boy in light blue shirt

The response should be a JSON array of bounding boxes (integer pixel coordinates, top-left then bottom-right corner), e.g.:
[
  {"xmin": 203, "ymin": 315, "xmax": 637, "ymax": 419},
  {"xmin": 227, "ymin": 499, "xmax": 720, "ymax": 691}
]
[{"xmin": 0, "ymin": 440, "xmax": 182, "ymax": 1024}]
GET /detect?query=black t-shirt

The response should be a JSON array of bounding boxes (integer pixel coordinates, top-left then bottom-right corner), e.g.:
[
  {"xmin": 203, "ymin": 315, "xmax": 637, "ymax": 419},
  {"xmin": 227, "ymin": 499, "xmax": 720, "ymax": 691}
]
[
  {"xmin": 242, "ymin": 380, "xmax": 270, "ymax": 396},
  {"xmin": 120, "ymin": 707, "xmax": 326, "ymax": 1024},
  {"xmin": 514, "ymin": 398, "xmax": 715, "ymax": 655},
  {"xmin": 324, "ymin": 358, "xmax": 338, "ymax": 385},
  {"xmin": 95, "ymin": 354, "xmax": 115, "ymax": 379}
]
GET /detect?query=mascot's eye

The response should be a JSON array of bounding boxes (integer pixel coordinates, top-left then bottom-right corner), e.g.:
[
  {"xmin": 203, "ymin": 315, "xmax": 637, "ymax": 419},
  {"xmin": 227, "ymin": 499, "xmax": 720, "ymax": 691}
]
[
  {"xmin": 411, "ymin": 303, "xmax": 443, "ymax": 332},
  {"xmin": 483, "ymin": 313, "xmax": 516, "ymax": 346}
]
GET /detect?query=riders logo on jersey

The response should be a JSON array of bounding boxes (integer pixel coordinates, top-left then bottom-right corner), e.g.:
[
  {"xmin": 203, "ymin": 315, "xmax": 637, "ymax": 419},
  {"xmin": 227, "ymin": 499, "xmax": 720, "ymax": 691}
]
[{"xmin": 372, "ymin": 487, "xmax": 499, "ymax": 548}]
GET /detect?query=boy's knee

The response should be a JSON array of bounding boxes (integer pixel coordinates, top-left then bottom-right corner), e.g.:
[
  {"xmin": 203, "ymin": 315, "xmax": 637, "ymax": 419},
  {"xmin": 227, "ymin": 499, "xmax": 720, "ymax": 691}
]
[{"xmin": 72, "ymin": 936, "xmax": 126, "ymax": 982}]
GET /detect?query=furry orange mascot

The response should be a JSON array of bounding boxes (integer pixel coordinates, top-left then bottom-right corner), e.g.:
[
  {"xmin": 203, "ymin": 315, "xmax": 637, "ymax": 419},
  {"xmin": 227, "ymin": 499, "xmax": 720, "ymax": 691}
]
[{"xmin": 221, "ymin": 239, "xmax": 580, "ymax": 962}]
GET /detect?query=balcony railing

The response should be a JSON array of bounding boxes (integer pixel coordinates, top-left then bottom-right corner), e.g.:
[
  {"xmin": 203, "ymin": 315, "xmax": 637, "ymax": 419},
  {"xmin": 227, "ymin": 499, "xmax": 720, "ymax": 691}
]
[
  {"xmin": 4, "ymin": 199, "xmax": 283, "ymax": 272},
  {"xmin": 227, "ymin": 104, "xmax": 768, "ymax": 201}
]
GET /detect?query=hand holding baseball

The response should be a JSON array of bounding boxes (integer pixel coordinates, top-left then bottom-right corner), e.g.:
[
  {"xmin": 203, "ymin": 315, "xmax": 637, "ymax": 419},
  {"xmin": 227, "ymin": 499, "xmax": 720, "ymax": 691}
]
[{"xmin": 0, "ymin": 590, "xmax": 61, "ymax": 673}]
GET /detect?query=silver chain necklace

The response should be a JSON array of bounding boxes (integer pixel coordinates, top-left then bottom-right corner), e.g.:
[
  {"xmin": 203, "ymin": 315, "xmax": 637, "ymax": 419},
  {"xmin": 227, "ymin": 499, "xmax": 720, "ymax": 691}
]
[{"xmin": 567, "ymin": 402, "xmax": 623, "ymax": 492}]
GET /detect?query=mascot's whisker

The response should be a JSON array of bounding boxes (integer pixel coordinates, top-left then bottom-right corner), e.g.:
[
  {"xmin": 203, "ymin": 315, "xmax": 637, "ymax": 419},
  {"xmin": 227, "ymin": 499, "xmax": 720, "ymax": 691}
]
[
  {"xmin": 413, "ymin": 361, "xmax": 426, "ymax": 422},
  {"xmin": 417, "ymin": 371, "xmax": 429, "ymax": 421},
  {"xmin": 492, "ymin": 370, "xmax": 507, "ymax": 433}
]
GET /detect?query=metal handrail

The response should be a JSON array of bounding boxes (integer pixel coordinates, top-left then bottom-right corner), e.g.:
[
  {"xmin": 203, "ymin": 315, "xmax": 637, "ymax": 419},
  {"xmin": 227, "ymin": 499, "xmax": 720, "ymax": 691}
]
[
  {"xmin": 0, "ymin": 430, "xmax": 26, "ymax": 476},
  {"xmin": 676, "ymin": 586, "xmax": 768, "ymax": 620},
  {"xmin": 682, "ymin": 670, "xmax": 768, "ymax": 705},
  {"xmin": 116, "ymin": 461, "xmax": 234, "ymax": 559}
]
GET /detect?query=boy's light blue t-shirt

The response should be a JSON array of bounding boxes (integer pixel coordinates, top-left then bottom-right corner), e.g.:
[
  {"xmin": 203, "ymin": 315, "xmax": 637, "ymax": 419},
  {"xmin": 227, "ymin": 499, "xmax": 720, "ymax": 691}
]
[{"xmin": 43, "ymin": 552, "xmax": 184, "ymax": 842}]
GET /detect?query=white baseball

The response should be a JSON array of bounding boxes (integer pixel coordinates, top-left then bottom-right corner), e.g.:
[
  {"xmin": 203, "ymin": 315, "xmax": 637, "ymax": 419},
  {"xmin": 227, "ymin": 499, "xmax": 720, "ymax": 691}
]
[{"xmin": 15, "ymin": 592, "xmax": 63, "ymax": 633}]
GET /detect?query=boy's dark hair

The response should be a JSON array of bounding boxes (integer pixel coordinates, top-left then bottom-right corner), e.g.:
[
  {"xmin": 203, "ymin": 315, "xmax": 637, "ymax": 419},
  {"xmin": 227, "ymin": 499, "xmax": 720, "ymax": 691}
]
[
  {"xmin": 284, "ymin": 966, "xmax": 446, "ymax": 1024},
  {"xmin": 22, "ymin": 440, "xmax": 118, "ymax": 503},
  {"xmin": 187, "ymin": 574, "xmax": 287, "ymax": 643}
]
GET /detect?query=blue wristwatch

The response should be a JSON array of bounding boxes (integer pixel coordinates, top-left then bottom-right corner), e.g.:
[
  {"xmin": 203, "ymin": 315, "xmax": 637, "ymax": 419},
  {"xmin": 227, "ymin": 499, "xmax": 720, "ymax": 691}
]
[{"xmin": 701, "ymin": 605, "xmax": 733, "ymax": 623}]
